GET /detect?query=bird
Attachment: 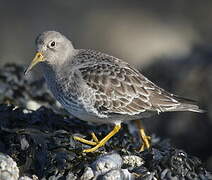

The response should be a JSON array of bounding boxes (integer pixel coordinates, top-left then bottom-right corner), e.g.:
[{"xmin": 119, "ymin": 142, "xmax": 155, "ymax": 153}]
[{"xmin": 25, "ymin": 31, "xmax": 203, "ymax": 153}]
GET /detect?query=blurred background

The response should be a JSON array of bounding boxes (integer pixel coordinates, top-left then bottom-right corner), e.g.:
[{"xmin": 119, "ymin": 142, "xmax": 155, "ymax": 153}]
[{"xmin": 0, "ymin": 0, "xmax": 212, "ymax": 171}]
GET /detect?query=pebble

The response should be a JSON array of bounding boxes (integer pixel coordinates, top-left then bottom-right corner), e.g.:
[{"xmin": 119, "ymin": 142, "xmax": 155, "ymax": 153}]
[
  {"xmin": 26, "ymin": 100, "xmax": 41, "ymax": 111},
  {"xmin": 81, "ymin": 152, "xmax": 135, "ymax": 180},
  {"xmin": 123, "ymin": 155, "xmax": 144, "ymax": 168},
  {"xmin": 0, "ymin": 153, "xmax": 19, "ymax": 180}
]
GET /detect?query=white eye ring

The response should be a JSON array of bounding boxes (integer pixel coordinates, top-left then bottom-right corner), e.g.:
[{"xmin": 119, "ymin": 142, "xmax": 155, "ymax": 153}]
[{"xmin": 48, "ymin": 41, "xmax": 56, "ymax": 48}]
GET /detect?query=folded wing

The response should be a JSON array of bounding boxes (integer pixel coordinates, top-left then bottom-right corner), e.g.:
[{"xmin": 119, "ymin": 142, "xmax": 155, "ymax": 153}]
[{"xmin": 77, "ymin": 50, "xmax": 203, "ymax": 115}]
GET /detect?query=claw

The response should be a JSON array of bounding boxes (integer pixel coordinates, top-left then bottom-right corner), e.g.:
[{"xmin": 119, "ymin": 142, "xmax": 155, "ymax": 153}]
[
  {"xmin": 91, "ymin": 132, "xmax": 99, "ymax": 143},
  {"xmin": 74, "ymin": 124, "xmax": 121, "ymax": 153},
  {"xmin": 135, "ymin": 120, "xmax": 151, "ymax": 152}
]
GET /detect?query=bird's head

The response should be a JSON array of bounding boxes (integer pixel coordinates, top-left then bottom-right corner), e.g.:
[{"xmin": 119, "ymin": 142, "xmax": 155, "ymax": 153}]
[{"xmin": 25, "ymin": 31, "xmax": 74, "ymax": 74}]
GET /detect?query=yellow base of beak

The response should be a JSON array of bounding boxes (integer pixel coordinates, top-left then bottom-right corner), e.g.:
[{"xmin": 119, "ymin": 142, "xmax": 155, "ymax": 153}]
[{"xmin": 24, "ymin": 52, "xmax": 44, "ymax": 75}]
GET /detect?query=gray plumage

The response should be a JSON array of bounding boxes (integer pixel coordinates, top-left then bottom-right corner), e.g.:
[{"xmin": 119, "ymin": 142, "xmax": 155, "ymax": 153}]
[{"xmin": 27, "ymin": 31, "xmax": 203, "ymax": 125}]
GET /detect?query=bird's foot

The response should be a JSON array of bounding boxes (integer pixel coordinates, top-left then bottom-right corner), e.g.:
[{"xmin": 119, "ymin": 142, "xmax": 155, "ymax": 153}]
[
  {"xmin": 135, "ymin": 120, "xmax": 151, "ymax": 152},
  {"xmin": 139, "ymin": 134, "xmax": 151, "ymax": 152},
  {"xmin": 74, "ymin": 124, "xmax": 121, "ymax": 153},
  {"xmin": 73, "ymin": 132, "xmax": 99, "ymax": 146}
]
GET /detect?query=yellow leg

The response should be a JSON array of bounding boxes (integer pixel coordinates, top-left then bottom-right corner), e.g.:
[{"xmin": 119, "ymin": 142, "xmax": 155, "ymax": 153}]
[
  {"xmin": 135, "ymin": 120, "xmax": 151, "ymax": 151},
  {"xmin": 73, "ymin": 136, "xmax": 97, "ymax": 146},
  {"xmin": 74, "ymin": 124, "xmax": 121, "ymax": 153}
]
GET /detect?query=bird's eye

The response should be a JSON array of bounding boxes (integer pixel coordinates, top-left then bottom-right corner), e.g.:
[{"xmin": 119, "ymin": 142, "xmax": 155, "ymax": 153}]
[{"xmin": 48, "ymin": 41, "xmax": 56, "ymax": 48}]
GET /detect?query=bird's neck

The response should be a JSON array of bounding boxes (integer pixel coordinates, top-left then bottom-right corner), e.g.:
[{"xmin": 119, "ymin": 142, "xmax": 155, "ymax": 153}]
[
  {"xmin": 39, "ymin": 63, "xmax": 57, "ymax": 85},
  {"xmin": 39, "ymin": 59, "xmax": 72, "ymax": 89},
  {"xmin": 39, "ymin": 48, "xmax": 78, "ymax": 92}
]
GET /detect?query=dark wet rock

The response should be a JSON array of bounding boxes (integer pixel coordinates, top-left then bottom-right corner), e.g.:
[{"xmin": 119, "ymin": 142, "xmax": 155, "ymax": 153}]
[
  {"xmin": 0, "ymin": 103, "xmax": 211, "ymax": 179},
  {"xmin": 0, "ymin": 63, "xmax": 60, "ymax": 112},
  {"xmin": 0, "ymin": 60, "xmax": 211, "ymax": 179}
]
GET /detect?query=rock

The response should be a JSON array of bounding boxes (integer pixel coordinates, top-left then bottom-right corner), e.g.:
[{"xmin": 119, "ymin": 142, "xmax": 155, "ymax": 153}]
[
  {"xmin": 0, "ymin": 63, "xmax": 60, "ymax": 112},
  {"xmin": 92, "ymin": 153, "xmax": 123, "ymax": 175},
  {"xmin": 122, "ymin": 155, "xmax": 144, "ymax": 168},
  {"xmin": 26, "ymin": 100, "xmax": 41, "ymax": 111},
  {"xmin": 80, "ymin": 152, "xmax": 135, "ymax": 179},
  {"xmin": 0, "ymin": 103, "xmax": 211, "ymax": 179},
  {"xmin": 80, "ymin": 167, "xmax": 94, "ymax": 180},
  {"xmin": 101, "ymin": 169, "xmax": 134, "ymax": 180},
  {"xmin": 66, "ymin": 172, "xmax": 77, "ymax": 180},
  {"xmin": 0, "ymin": 153, "xmax": 19, "ymax": 180},
  {"xmin": 19, "ymin": 176, "xmax": 34, "ymax": 180}
]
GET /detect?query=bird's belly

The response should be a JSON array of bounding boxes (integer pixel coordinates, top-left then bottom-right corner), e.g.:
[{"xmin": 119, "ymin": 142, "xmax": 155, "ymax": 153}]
[
  {"xmin": 67, "ymin": 105, "xmax": 111, "ymax": 124},
  {"xmin": 56, "ymin": 95, "xmax": 106, "ymax": 123},
  {"xmin": 68, "ymin": 109, "xmax": 107, "ymax": 124},
  {"xmin": 64, "ymin": 103, "xmax": 144, "ymax": 124}
]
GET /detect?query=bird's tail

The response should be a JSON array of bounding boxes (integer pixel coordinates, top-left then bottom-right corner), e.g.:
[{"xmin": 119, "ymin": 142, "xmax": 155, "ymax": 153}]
[
  {"xmin": 167, "ymin": 95, "xmax": 205, "ymax": 113},
  {"xmin": 172, "ymin": 103, "xmax": 204, "ymax": 113}
]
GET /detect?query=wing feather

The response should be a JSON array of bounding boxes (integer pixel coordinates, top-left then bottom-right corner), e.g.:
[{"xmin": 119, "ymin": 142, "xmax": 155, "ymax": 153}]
[{"xmin": 76, "ymin": 50, "xmax": 182, "ymax": 115}]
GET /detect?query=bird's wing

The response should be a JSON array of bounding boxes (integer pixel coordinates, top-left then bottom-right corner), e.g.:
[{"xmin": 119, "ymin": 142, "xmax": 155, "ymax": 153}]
[{"xmin": 76, "ymin": 50, "xmax": 181, "ymax": 115}]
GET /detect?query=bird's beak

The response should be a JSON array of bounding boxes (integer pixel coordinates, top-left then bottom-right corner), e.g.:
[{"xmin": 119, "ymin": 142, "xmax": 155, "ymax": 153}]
[{"xmin": 24, "ymin": 52, "xmax": 44, "ymax": 75}]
